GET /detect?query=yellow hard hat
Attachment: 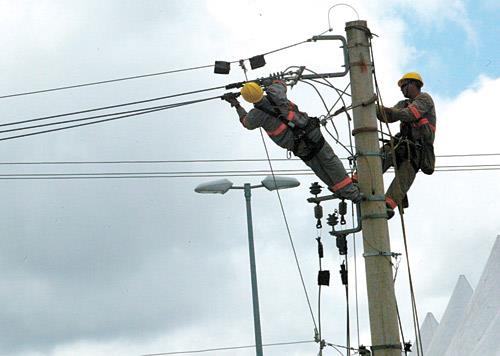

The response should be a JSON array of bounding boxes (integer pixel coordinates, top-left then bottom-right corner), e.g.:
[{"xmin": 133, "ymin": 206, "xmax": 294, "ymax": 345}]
[
  {"xmin": 398, "ymin": 72, "xmax": 424, "ymax": 87},
  {"xmin": 240, "ymin": 82, "xmax": 264, "ymax": 103}
]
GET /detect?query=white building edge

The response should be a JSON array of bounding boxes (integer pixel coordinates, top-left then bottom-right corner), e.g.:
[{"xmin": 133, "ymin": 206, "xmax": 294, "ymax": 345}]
[{"xmin": 420, "ymin": 235, "xmax": 500, "ymax": 356}]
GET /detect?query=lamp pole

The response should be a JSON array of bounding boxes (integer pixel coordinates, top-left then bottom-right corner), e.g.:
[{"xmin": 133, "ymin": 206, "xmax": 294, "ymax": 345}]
[
  {"xmin": 195, "ymin": 176, "xmax": 300, "ymax": 356},
  {"xmin": 243, "ymin": 183, "xmax": 263, "ymax": 356}
]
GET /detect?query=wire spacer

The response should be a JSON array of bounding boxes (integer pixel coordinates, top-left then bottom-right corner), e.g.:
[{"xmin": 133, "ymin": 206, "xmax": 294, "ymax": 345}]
[
  {"xmin": 363, "ymin": 251, "xmax": 401, "ymax": 258},
  {"xmin": 352, "ymin": 126, "xmax": 378, "ymax": 136}
]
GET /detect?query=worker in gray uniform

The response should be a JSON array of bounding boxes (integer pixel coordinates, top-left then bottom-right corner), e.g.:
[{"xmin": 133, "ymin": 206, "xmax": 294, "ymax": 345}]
[
  {"xmin": 377, "ymin": 72, "xmax": 436, "ymax": 218},
  {"xmin": 223, "ymin": 80, "xmax": 361, "ymax": 203}
]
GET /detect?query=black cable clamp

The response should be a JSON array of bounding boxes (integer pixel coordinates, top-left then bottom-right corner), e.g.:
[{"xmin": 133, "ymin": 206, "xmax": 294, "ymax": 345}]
[{"xmin": 344, "ymin": 24, "xmax": 378, "ymax": 38}]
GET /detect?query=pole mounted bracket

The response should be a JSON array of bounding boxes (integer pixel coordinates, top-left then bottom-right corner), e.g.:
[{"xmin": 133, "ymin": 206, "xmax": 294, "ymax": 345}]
[
  {"xmin": 370, "ymin": 343, "xmax": 402, "ymax": 353},
  {"xmin": 352, "ymin": 127, "xmax": 378, "ymax": 136},
  {"xmin": 363, "ymin": 251, "xmax": 401, "ymax": 258},
  {"xmin": 354, "ymin": 150, "xmax": 382, "ymax": 157}
]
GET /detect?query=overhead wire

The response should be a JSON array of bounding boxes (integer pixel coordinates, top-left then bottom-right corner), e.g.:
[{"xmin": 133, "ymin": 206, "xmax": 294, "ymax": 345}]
[
  {"xmin": 138, "ymin": 339, "xmax": 315, "ymax": 356},
  {"xmin": 0, "ymin": 65, "xmax": 215, "ymax": 100},
  {"xmin": 0, "ymin": 152, "xmax": 497, "ymax": 165},
  {"xmin": 0, "ymin": 85, "xmax": 226, "ymax": 128},
  {"xmin": 0, "ymin": 164, "xmax": 498, "ymax": 181},
  {"xmin": 0, "ymin": 28, "xmax": 331, "ymax": 100},
  {"xmin": 0, "ymin": 96, "xmax": 220, "ymax": 142}
]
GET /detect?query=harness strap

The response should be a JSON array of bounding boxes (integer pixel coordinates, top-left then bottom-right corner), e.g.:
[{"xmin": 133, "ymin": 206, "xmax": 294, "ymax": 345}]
[{"xmin": 416, "ymin": 118, "xmax": 436, "ymax": 132}]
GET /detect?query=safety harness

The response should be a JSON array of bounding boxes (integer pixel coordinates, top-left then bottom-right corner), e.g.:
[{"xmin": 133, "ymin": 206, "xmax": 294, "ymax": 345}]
[
  {"xmin": 255, "ymin": 97, "xmax": 325, "ymax": 162},
  {"xmin": 396, "ymin": 102, "xmax": 436, "ymax": 175}
]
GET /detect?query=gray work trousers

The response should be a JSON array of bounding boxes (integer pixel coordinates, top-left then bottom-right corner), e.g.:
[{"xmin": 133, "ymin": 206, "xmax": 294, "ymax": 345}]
[
  {"xmin": 381, "ymin": 142, "xmax": 417, "ymax": 208},
  {"xmin": 302, "ymin": 141, "xmax": 360, "ymax": 201}
]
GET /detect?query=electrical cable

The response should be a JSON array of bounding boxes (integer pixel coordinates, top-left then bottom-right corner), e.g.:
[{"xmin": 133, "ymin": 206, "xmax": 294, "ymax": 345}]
[
  {"xmin": 0, "ymin": 96, "xmax": 219, "ymax": 142},
  {"xmin": 0, "ymin": 102, "xmax": 180, "ymax": 135},
  {"xmin": 328, "ymin": 4, "xmax": 360, "ymax": 30},
  {"xmin": 0, "ymin": 28, "xmax": 331, "ymax": 100},
  {"xmin": 0, "ymin": 165, "xmax": 497, "ymax": 181},
  {"xmin": 0, "ymin": 85, "xmax": 226, "ymax": 128},
  {"xmin": 0, "ymin": 65, "xmax": 215, "ymax": 100},
  {"xmin": 0, "ymin": 152, "xmax": 496, "ymax": 165},
  {"xmin": 138, "ymin": 339, "xmax": 315, "ymax": 356}
]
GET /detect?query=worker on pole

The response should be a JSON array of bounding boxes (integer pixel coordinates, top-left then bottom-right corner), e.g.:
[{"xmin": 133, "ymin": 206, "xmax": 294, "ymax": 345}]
[
  {"xmin": 377, "ymin": 72, "xmax": 436, "ymax": 218},
  {"xmin": 223, "ymin": 80, "xmax": 362, "ymax": 203}
]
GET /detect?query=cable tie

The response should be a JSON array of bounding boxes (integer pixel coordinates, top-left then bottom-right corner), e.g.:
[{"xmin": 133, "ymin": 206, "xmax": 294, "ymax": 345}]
[{"xmin": 354, "ymin": 150, "xmax": 381, "ymax": 157}]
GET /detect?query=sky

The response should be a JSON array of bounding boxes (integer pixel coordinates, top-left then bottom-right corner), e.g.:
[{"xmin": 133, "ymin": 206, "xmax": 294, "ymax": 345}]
[{"xmin": 0, "ymin": 0, "xmax": 499, "ymax": 355}]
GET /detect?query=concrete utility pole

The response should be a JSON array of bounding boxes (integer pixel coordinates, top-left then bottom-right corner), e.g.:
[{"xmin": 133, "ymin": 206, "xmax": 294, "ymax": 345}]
[{"xmin": 346, "ymin": 20, "xmax": 402, "ymax": 355}]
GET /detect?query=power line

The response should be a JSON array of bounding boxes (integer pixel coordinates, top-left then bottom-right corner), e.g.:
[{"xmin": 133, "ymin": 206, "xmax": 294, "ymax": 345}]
[
  {"xmin": 0, "ymin": 96, "xmax": 219, "ymax": 142},
  {"xmin": 0, "ymin": 165, "xmax": 499, "ymax": 180},
  {"xmin": 0, "ymin": 64, "xmax": 215, "ymax": 100},
  {"xmin": 0, "ymin": 152, "xmax": 497, "ymax": 166},
  {"xmin": 0, "ymin": 85, "xmax": 225, "ymax": 128},
  {"xmin": 138, "ymin": 340, "xmax": 315, "ymax": 356},
  {"xmin": 0, "ymin": 29, "xmax": 329, "ymax": 100}
]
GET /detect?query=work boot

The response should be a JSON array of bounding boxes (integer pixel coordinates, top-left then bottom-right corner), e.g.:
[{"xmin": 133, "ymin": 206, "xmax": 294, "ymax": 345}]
[{"xmin": 386, "ymin": 207, "xmax": 395, "ymax": 220}]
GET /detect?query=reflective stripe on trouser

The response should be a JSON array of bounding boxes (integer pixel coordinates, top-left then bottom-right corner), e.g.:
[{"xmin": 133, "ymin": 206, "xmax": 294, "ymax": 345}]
[
  {"xmin": 385, "ymin": 160, "xmax": 417, "ymax": 207},
  {"xmin": 302, "ymin": 142, "xmax": 360, "ymax": 201}
]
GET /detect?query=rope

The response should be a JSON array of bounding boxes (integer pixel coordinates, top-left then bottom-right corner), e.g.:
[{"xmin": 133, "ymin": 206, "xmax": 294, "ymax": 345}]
[{"xmin": 258, "ymin": 128, "xmax": 319, "ymax": 334}]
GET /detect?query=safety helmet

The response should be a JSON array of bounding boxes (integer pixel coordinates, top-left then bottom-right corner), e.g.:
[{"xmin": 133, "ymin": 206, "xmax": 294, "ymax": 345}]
[
  {"xmin": 240, "ymin": 82, "xmax": 264, "ymax": 103},
  {"xmin": 398, "ymin": 72, "xmax": 424, "ymax": 87}
]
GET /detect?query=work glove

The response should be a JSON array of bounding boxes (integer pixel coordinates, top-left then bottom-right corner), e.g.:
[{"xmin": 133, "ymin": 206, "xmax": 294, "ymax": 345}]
[
  {"xmin": 376, "ymin": 105, "xmax": 392, "ymax": 122},
  {"xmin": 221, "ymin": 92, "xmax": 241, "ymax": 107}
]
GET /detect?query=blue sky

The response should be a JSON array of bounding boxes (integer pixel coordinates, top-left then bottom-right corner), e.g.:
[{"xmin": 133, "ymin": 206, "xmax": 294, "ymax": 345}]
[{"xmin": 399, "ymin": 0, "xmax": 499, "ymax": 97}]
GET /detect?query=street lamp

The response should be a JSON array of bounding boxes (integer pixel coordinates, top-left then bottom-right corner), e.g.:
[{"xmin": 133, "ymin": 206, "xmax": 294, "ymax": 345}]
[{"xmin": 194, "ymin": 175, "xmax": 300, "ymax": 356}]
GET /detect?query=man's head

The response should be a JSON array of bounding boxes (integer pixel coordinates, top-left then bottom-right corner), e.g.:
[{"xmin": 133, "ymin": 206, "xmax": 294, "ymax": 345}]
[
  {"xmin": 240, "ymin": 82, "xmax": 264, "ymax": 103},
  {"xmin": 398, "ymin": 72, "xmax": 423, "ymax": 99}
]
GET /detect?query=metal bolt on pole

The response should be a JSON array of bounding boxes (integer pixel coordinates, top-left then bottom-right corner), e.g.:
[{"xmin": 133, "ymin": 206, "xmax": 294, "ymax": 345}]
[{"xmin": 346, "ymin": 20, "xmax": 402, "ymax": 356}]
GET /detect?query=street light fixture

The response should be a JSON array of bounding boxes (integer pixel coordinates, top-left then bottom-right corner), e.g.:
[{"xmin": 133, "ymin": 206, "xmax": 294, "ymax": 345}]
[{"xmin": 194, "ymin": 175, "xmax": 300, "ymax": 356}]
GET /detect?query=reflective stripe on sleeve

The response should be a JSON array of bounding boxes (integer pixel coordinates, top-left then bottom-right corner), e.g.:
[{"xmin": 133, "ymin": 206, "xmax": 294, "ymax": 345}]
[
  {"xmin": 385, "ymin": 196, "xmax": 397, "ymax": 209},
  {"xmin": 408, "ymin": 104, "xmax": 422, "ymax": 119},
  {"xmin": 266, "ymin": 122, "xmax": 287, "ymax": 137},
  {"xmin": 331, "ymin": 177, "xmax": 353, "ymax": 192}
]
